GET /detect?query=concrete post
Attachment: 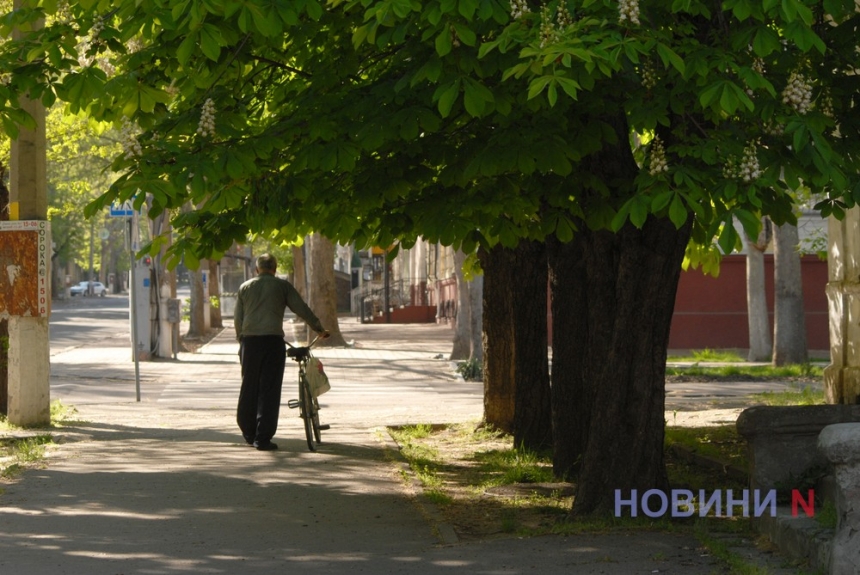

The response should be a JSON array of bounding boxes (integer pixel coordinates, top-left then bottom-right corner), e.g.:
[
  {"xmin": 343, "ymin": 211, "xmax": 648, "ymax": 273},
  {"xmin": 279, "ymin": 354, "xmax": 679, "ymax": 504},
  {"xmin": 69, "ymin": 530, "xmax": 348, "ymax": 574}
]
[
  {"xmin": 818, "ymin": 423, "xmax": 860, "ymax": 574},
  {"xmin": 7, "ymin": 2, "xmax": 50, "ymax": 426},
  {"xmin": 823, "ymin": 211, "xmax": 860, "ymax": 404}
]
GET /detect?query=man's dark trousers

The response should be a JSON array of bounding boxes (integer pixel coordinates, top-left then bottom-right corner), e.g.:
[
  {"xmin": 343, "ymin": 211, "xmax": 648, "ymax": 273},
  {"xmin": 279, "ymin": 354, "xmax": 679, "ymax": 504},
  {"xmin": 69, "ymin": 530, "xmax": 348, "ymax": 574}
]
[{"xmin": 238, "ymin": 335, "xmax": 287, "ymax": 445}]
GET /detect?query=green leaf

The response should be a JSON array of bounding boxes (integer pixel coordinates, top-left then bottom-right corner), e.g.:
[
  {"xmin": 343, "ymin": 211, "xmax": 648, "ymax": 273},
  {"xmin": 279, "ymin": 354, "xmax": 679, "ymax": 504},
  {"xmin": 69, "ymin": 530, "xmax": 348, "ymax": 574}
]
[
  {"xmin": 698, "ymin": 82, "xmax": 723, "ymax": 109},
  {"xmin": 732, "ymin": 0, "xmax": 752, "ymax": 20},
  {"xmin": 734, "ymin": 209, "xmax": 761, "ymax": 239},
  {"xmin": 452, "ymin": 22, "xmax": 477, "ymax": 46},
  {"xmin": 630, "ymin": 197, "xmax": 649, "ymax": 228},
  {"xmin": 463, "ymin": 78, "xmax": 493, "ymax": 116},
  {"xmin": 200, "ymin": 24, "xmax": 223, "ymax": 61},
  {"xmin": 527, "ymin": 76, "xmax": 553, "ymax": 100},
  {"xmin": 752, "ymin": 27, "xmax": 781, "ymax": 57},
  {"xmin": 436, "ymin": 80, "xmax": 460, "ymax": 117},
  {"xmin": 458, "ymin": 0, "xmax": 478, "ymax": 19},
  {"xmin": 668, "ymin": 194, "xmax": 688, "ymax": 228},
  {"xmin": 555, "ymin": 215, "xmax": 574, "ymax": 242},
  {"xmin": 651, "ymin": 190, "xmax": 674, "ymax": 212},
  {"xmin": 435, "ymin": 29, "xmax": 453, "ymax": 56},
  {"xmin": 656, "ymin": 43, "xmax": 685, "ymax": 75},
  {"xmin": 177, "ymin": 33, "xmax": 198, "ymax": 66},
  {"xmin": 556, "ymin": 77, "xmax": 580, "ymax": 100},
  {"xmin": 717, "ymin": 220, "xmax": 740, "ymax": 254},
  {"xmin": 611, "ymin": 200, "xmax": 632, "ymax": 232}
]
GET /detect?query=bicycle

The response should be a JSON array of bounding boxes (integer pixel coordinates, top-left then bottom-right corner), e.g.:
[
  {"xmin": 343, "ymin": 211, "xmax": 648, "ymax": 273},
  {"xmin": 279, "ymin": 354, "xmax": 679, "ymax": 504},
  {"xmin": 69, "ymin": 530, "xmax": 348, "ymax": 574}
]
[{"xmin": 285, "ymin": 335, "xmax": 329, "ymax": 451}]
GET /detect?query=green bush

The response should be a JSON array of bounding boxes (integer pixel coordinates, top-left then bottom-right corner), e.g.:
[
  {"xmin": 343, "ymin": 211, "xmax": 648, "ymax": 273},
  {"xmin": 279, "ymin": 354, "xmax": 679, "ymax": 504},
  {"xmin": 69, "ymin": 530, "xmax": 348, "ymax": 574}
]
[{"xmin": 456, "ymin": 358, "xmax": 483, "ymax": 381}]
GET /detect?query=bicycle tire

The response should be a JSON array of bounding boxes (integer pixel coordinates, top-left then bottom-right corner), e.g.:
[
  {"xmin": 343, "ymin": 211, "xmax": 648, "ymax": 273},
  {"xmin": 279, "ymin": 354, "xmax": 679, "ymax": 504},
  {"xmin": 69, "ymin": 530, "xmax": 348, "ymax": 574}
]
[
  {"xmin": 300, "ymin": 375, "xmax": 316, "ymax": 452},
  {"xmin": 311, "ymin": 396, "xmax": 322, "ymax": 444}
]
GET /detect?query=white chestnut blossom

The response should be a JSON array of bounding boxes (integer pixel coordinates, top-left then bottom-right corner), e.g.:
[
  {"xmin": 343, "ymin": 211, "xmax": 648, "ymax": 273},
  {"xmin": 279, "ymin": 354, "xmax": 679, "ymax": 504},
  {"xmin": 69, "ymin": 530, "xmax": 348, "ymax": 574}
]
[
  {"xmin": 510, "ymin": 0, "xmax": 529, "ymax": 20},
  {"xmin": 819, "ymin": 92, "xmax": 834, "ymax": 118},
  {"xmin": 640, "ymin": 61, "xmax": 657, "ymax": 90},
  {"xmin": 738, "ymin": 141, "xmax": 762, "ymax": 182},
  {"xmin": 121, "ymin": 120, "xmax": 142, "ymax": 160},
  {"xmin": 90, "ymin": 15, "xmax": 104, "ymax": 39},
  {"xmin": 782, "ymin": 70, "xmax": 813, "ymax": 115},
  {"xmin": 724, "ymin": 142, "xmax": 762, "ymax": 182},
  {"xmin": 539, "ymin": 6, "xmax": 555, "ymax": 47},
  {"xmin": 619, "ymin": 0, "xmax": 640, "ymax": 26},
  {"xmin": 648, "ymin": 136, "xmax": 668, "ymax": 175},
  {"xmin": 197, "ymin": 98, "xmax": 216, "ymax": 138},
  {"xmin": 556, "ymin": 3, "xmax": 573, "ymax": 28},
  {"xmin": 763, "ymin": 120, "xmax": 785, "ymax": 136}
]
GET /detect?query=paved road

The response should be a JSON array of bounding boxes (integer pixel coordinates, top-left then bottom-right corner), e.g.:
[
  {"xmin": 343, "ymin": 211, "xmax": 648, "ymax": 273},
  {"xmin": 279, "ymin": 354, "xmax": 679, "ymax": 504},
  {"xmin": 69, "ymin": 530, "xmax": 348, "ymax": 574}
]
[{"xmin": 1, "ymin": 316, "xmax": 809, "ymax": 574}]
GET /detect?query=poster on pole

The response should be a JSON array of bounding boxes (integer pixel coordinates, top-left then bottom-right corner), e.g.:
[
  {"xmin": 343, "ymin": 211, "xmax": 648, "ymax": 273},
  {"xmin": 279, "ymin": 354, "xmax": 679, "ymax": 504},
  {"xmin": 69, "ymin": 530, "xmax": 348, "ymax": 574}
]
[{"xmin": 0, "ymin": 220, "xmax": 51, "ymax": 318}]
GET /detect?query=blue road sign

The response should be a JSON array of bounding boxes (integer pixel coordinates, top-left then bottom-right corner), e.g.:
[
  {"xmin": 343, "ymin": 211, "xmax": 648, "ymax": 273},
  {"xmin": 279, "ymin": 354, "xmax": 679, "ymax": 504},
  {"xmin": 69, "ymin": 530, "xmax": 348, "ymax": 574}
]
[{"xmin": 109, "ymin": 201, "xmax": 136, "ymax": 217}]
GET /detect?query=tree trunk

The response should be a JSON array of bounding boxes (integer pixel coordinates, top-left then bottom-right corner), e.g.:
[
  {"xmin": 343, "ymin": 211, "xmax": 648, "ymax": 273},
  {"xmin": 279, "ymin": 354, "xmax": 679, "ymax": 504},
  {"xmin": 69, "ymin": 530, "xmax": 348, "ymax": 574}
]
[
  {"xmin": 292, "ymin": 244, "xmax": 308, "ymax": 299},
  {"xmin": 547, "ymin": 233, "xmax": 589, "ymax": 478},
  {"xmin": 450, "ymin": 249, "xmax": 471, "ymax": 360},
  {"xmin": 510, "ymin": 240, "xmax": 552, "ymax": 451},
  {"xmin": 0, "ymin": 321, "xmax": 7, "ymax": 415},
  {"xmin": 773, "ymin": 222, "xmax": 807, "ymax": 365},
  {"xmin": 469, "ymin": 270, "xmax": 483, "ymax": 364},
  {"xmin": 478, "ymin": 241, "xmax": 552, "ymax": 450},
  {"xmin": 744, "ymin": 220, "xmax": 772, "ymax": 361},
  {"xmin": 188, "ymin": 265, "xmax": 206, "ymax": 337},
  {"xmin": 570, "ymin": 216, "xmax": 692, "ymax": 516},
  {"xmin": 307, "ymin": 233, "xmax": 346, "ymax": 346},
  {"xmin": 209, "ymin": 259, "xmax": 223, "ymax": 329},
  {"xmin": 1, "ymin": 165, "xmax": 9, "ymax": 414},
  {"xmin": 479, "ymin": 245, "xmax": 516, "ymax": 433}
]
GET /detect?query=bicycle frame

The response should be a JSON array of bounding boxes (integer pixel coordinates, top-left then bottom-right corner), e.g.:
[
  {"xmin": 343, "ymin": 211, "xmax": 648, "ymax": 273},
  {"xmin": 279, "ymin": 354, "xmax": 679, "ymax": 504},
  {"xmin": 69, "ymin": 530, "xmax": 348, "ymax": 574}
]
[{"xmin": 285, "ymin": 335, "xmax": 327, "ymax": 451}]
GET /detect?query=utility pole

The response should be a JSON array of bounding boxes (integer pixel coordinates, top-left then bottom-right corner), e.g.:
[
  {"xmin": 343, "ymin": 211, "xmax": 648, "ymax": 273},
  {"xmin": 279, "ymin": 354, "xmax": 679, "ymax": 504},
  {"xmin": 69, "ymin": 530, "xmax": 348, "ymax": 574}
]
[{"xmin": 6, "ymin": 0, "xmax": 50, "ymax": 426}]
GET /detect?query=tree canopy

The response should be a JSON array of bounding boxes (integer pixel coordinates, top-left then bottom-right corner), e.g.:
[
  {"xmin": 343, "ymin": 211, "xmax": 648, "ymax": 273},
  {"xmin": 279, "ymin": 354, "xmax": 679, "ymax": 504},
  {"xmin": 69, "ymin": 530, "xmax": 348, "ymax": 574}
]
[{"xmin": 3, "ymin": 0, "xmax": 859, "ymax": 517}]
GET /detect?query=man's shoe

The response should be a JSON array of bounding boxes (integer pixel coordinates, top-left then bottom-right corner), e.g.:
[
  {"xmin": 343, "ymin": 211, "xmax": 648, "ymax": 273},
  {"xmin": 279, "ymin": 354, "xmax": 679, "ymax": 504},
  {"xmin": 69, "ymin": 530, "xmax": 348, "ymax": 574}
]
[
  {"xmin": 254, "ymin": 441, "xmax": 278, "ymax": 451},
  {"xmin": 243, "ymin": 435, "xmax": 254, "ymax": 446}
]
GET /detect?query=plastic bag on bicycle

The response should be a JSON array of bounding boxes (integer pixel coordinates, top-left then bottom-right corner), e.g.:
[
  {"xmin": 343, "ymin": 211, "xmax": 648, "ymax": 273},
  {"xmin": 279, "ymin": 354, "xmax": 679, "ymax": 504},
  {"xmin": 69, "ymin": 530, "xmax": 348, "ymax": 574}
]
[{"xmin": 306, "ymin": 356, "xmax": 331, "ymax": 397}]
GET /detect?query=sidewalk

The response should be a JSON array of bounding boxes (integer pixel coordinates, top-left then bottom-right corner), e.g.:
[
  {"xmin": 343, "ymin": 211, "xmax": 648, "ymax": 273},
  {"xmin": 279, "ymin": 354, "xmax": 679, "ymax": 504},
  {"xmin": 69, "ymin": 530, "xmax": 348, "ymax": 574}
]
[{"xmin": 1, "ymin": 320, "xmax": 807, "ymax": 574}]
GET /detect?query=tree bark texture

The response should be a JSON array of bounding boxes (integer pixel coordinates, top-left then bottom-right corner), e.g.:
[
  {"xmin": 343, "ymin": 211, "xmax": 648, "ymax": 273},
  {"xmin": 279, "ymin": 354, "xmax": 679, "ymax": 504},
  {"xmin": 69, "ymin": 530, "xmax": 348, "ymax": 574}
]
[
  {"xmin": 744, "ymin": 220, "xmax": 772, "ymax": 362},
  {"xmin": 569, "ymin": 216, "xmax": 692, "ymax": 516},
  {"xmin": 478, "ymin": 242, "xmax": 552, "ymax": 450},
  {"xmin": 187, "ymin": 265, "xmax": 206, "ymax": 337},
  {"xmin": 292, "ymin": 244, "xmax": 308, "ymax": 300},
  {"xmin": 479, "ymin": 245, "xmax": 516, "ymax": 433},
  {"xmin": 510, "ymin": 240, "xmax": 552, "ymax": 451},
  {"xmin": 773, "ymin": 222, "xmax": 807, "ymax": 365},
  {"xmin": 547, "ymin": 234, "xmax": 589, "ymax": 478},
  {"xmin": 0, "ymin": 320, "xmax": 7, "ymax": 415},
  {"xmin": 307, "ymin": 233, "xmax": 346, "ymax": 347},
  {"xmin": 209, "ymin": 259, "xmax": 223, "ymax": 329},
  {"xmin": 450, "ymin": 249, "xmax": 471, "ymax": 360},
  {"xmin": 468, "ymin": 271, "xmax": 484, "ymax": 364},
  {"xmin": 1, "ymin": 167, "xmax": 8, "ymax": 414}
]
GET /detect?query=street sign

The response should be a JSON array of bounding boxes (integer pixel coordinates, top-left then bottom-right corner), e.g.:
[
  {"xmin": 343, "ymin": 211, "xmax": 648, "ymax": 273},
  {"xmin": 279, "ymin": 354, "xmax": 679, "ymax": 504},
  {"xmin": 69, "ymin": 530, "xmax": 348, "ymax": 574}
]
[{"xmin": 109, "ymin": 201, "xmax": 136, "ymax": 217}]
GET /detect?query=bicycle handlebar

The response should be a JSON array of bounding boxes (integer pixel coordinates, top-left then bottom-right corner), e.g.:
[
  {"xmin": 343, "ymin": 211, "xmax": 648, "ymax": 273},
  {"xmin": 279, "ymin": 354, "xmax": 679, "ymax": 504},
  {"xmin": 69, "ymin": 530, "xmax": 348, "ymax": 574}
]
[{"xmin": 285, "ymin": 333, "xmax": 324, "ymax": 359}]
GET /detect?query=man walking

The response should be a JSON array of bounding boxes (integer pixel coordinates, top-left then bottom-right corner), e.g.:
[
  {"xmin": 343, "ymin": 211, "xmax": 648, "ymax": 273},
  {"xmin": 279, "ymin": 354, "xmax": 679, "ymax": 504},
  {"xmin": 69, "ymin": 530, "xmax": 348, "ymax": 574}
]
[{"xmin": 234, "ymin": 253, "xmax": 329, "ymax": 451}]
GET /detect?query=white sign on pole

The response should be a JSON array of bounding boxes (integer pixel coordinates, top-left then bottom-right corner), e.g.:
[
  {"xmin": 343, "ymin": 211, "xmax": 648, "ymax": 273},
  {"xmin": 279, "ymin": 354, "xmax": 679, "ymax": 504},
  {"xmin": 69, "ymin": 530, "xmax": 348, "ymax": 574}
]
[{"xmin": 109, "ymin": 201, "xmax": 136, "ymax": 217}]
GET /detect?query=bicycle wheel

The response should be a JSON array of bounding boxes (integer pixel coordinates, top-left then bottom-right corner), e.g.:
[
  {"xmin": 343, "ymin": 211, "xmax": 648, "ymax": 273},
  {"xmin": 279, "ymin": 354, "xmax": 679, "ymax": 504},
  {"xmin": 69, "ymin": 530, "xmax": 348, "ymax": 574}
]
[
  {"xmin": 311, "ymin": 396, "xmax": 322, "ymax": 444},
  {"xmin": 300, "ymin": 375, "xmax": 316, "ymax": 452}
]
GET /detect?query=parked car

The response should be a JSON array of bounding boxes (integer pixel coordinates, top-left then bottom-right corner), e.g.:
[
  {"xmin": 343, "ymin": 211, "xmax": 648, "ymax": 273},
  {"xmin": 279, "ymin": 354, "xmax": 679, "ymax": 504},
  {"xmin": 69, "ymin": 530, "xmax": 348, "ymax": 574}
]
[{"xmin": 70, "ymin": 281, "xmax": 107, "ymax": 297}]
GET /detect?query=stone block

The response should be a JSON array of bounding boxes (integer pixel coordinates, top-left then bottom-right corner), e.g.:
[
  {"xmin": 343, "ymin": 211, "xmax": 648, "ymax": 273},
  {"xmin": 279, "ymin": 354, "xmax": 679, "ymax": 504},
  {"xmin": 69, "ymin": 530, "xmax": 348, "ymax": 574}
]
[
  {"xmin": 736, "ymin": 405, "xmax": 860, "ymax": 491},
  {"xmin": 818, "ymin": 423, "xmax": 860, "ymax": 575}
]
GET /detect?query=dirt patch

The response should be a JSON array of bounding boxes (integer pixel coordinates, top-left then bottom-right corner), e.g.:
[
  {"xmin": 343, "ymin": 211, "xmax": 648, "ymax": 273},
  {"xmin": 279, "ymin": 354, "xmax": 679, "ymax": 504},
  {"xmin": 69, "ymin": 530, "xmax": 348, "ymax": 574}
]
[
  {"xmin": 179, "ymin": 328, "xmax": 223, "ymax": 353},
  {"xmin": 391, "ymin": 421, "xmax": 753, "ymax": 543},
  {"xmin": 391, "ymin": 423, "xmax": 573, "ymax": 541}
]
